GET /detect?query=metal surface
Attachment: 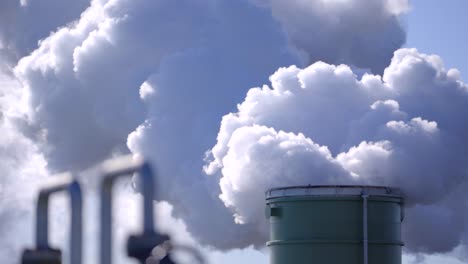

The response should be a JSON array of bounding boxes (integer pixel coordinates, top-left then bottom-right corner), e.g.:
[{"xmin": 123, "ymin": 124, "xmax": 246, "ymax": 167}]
[
  {"xmin": 266, "ymin": 185, "xmax": 402, "ymax": 199},
  {"xmin": 22, "ymin": 173, "xmax": 82, "ymax": 264},
  {"xmin": 362, "ymin": 192, "xmax": 369, "ymax": 264},
  {"xmin": 21, "ymin": 249, "xmax": 61, "ymax": 264},
  {"xmin": 266, "ymin": 185, "xmax": 404, "ymax": 264},
  {"xmin": 100, "ymin": 155, "xmax": 159, "ymax": 264}
]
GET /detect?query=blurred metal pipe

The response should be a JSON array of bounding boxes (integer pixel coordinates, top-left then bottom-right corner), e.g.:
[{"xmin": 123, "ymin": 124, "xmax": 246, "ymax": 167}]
[
  {"xmin": 34, "ymin": 173, "xmax": 82, "ymax": 264},
  {"xmin": 100, "ymin": 156, "xmax": 156, "ymax": 264}
]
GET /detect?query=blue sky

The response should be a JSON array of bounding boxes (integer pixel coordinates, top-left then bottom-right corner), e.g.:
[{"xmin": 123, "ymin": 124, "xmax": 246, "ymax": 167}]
[{"xmin": 406, "ymin": 0, "xmax": 468, "ymax": 77}]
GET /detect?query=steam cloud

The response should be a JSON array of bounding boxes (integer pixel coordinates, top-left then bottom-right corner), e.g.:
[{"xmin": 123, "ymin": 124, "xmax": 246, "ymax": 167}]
[
  {"xmin": 253, "ymin": 0, "xmax": 408, "ymax": 73},
  {"xmin": 206, "ymin": 49, "xmax": 468, "ymax": 253},
  {"xmin": 1, "ymin": 0, "xmax": 467, "ymax": 263}
]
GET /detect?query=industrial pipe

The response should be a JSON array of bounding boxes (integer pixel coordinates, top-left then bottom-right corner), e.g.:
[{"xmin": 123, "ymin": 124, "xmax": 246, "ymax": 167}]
[
  {"xmin": 99, "ymin": 155, "xmax": 168, "ymax": 264},
  {"xmin": 21, "ymin": 173, "xmax": 82, "ymax": 264}
]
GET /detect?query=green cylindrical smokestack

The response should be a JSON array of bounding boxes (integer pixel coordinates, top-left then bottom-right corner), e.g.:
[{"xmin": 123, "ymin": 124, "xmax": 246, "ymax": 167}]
[{"xmin": 265, "ymin": 185, "xmax": 404, "ymax": 264}]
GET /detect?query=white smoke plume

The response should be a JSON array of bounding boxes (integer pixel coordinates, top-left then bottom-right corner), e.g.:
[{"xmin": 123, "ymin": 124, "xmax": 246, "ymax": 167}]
[
  {"xmin": 13, "ymin": 0, "xmax": 409, "ymax": 173},
  {"xmin": 206, "ymin": 48, "xmax": 468, "ymax": 254},
  {"xmin": 14, "ymin": 0, "xmax": 216, "ymax": 172},
  {"xmin": 1, "ymin": 0, "xmax": 467, "ymax": 263},
  {"xmin": 252, "ymin": 0, "xmax": 408, "ymax": 73}
]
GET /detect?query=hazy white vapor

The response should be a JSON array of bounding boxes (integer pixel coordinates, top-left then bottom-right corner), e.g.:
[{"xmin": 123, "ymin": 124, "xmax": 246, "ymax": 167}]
[{"xmin": 0, "ymin": 71, "xmax": 50, "ymax": 260}]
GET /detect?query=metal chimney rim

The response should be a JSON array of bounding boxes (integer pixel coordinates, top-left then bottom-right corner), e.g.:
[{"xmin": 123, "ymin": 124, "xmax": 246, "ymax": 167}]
[{"xmin": 265, "ymin": 185, "xmax": 402, "ymax": 199}]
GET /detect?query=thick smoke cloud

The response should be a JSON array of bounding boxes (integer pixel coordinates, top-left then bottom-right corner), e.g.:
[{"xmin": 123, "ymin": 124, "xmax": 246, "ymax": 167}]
[
  {"xmin": 253, "ymin": 0, "xmax": 408, "ymax": 73},
  {"xmin": 15, "ymin": 0, "xmax": 214, "ymax": 171},
  {"xmin": 126, "ymin": 0, "xmax": 297, "ymax": 248},
  {"xmin": 125, "ymin": 0, "xmax": 408, "ymax": 244},
  {"xmin": 12, "ymin": 0, "xmax": 410, "ymax": 173},
  {"xmin": 206, "ymin": 48, "xmax": 468, "ymax": 253},
  {"xmin": 3, "ymin": 0, "xmax": 466, "ymax": 262},
  {"xmin": 217, "ymin": 126, "xmax": 352, "ymax": 226}
]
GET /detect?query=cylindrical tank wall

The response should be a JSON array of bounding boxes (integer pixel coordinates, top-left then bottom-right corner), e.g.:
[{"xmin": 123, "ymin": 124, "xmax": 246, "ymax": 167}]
[{"xmin": 265, "ymin": 186, "xmax": 403, "ymax": 264}]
